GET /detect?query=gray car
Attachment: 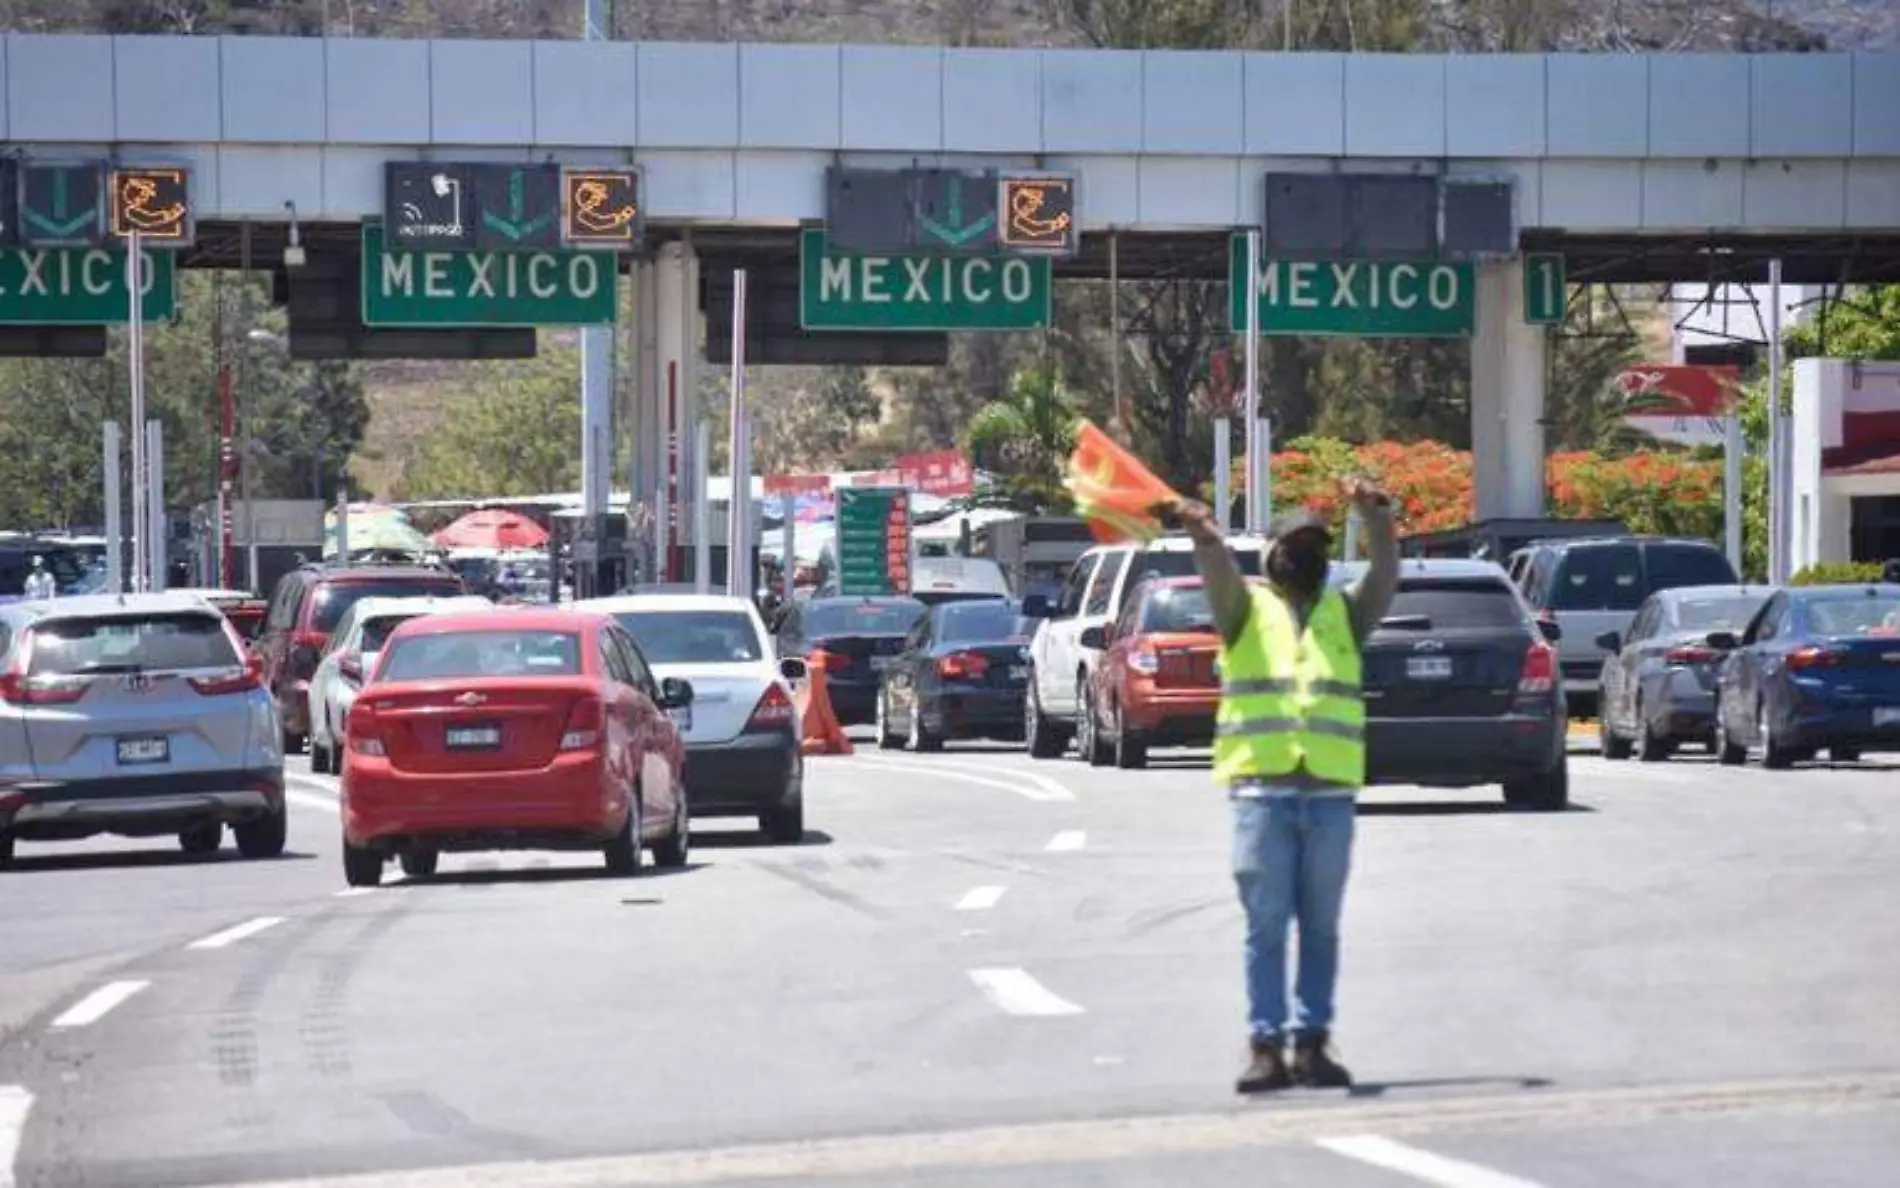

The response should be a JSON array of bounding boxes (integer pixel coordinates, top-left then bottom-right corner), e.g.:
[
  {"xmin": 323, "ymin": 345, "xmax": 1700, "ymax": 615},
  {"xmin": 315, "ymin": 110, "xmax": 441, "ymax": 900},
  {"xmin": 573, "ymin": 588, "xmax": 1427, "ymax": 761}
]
[
  {"xmin": 0, "ymin": 593, "xmax": 286, "ymax": 864},
  {"xmin": 1596, "ymin": 584, "xmax": 1776, "ymax": 760}
]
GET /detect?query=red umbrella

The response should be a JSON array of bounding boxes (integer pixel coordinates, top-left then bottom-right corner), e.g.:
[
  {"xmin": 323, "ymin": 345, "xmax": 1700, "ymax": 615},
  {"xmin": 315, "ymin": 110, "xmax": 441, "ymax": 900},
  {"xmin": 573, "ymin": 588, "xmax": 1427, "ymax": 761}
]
[{"xmin": 433, "ymin": 508, "xmax": 550, "ymax": 550}]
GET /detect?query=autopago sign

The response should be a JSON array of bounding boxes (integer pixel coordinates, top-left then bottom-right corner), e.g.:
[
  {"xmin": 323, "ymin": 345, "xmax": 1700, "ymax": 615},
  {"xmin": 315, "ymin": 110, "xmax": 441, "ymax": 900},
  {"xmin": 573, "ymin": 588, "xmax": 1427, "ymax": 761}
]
[
  {"xmin": 799, "ymin": 229, "xmax": 1051, "ymax": 332},
  {"xmin": 0, "ymin": 245, "xmax": 176, "ymax": 324},
  {"xmin": 359, "ymin": 223, "xmax": 615, "ymax": 327},
  {"xmin": 1227, "ymin": 234, "xmax": 1475, "ymax": 338}
]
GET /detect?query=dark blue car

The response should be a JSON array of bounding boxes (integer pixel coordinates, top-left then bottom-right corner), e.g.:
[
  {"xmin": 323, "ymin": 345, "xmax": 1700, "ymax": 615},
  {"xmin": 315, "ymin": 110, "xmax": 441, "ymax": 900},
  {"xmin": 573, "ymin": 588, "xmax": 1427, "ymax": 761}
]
[
  {"xmin": 874, "ymin": 598, "xmax": 1032, "ymax": 750},
  {"xmin": 1710, "ymin": 584, "xmax": 1900, "ymax": 767}
]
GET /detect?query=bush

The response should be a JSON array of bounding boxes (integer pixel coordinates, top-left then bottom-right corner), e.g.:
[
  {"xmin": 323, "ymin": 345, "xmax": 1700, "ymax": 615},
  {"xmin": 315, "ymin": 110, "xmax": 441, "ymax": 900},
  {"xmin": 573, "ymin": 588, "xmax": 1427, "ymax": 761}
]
[{"xmin": 1789, "ymin": 561, "xmax": 1886, "ymax": 586}]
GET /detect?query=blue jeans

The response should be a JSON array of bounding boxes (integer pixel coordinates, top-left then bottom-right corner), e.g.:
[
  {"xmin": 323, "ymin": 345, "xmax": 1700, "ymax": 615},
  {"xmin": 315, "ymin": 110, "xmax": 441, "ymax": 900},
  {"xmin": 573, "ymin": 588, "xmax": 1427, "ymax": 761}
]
[{"xmin": 1231, "ymin": 793, "xmax": 1356, "ymax": 1041}]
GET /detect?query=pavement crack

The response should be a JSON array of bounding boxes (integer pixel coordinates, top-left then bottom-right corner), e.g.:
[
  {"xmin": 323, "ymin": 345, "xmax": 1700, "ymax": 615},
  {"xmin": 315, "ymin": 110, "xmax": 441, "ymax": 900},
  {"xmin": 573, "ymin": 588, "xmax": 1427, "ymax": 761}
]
[
  {"xmin": 1122, "ymin": 895, "xmax": 1230, "ymax": 941},
  {"xmin": 755, "ymin": 861, "xmax": 890, "ymax": 920}
]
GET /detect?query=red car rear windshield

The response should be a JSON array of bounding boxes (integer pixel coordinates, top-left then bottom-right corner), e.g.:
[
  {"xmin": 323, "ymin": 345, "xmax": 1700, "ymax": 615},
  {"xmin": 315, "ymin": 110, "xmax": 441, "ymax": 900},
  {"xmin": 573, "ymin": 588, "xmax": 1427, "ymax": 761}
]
[
  {"xmin": 379, "ymin": 629, "xmax": 583, "ymax": 681},
  {"xmin": 312, "ymin": 581, "xmax": 461, "ymax": 634}
]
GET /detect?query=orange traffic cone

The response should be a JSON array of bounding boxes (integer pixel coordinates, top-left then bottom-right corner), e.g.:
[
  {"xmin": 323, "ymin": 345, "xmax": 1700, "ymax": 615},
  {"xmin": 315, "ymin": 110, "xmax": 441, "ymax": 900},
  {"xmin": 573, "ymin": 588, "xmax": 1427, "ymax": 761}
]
[{"xmin": 799, "ymin": 649, "xmax": 854, "ymax": 756}]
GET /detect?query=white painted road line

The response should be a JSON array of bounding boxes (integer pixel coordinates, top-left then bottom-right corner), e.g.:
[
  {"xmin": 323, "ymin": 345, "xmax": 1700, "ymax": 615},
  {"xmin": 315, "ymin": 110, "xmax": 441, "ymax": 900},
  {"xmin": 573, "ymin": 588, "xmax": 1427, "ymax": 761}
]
[
  {"xmin": 286, "ymin": 789, "xmax": 340, "ymax": 814},
  {"xmin": 1317, "ymin": 1135, "xmax": 1546, "ymax": 1188},
  {"xmin": 0, "ymin": 1084, "xmax": 31, "ymax": 1188},
  {"xmin": 954, "ymin": 885, "xmax": 1007, "ymax": 912},
  {"xmin": 50, "ymin": 980, "xmax": 149, "ymax": 1029},
  {"xmin": 333, "ymin": 887, "xmax": 377, "ymax": 898},
  {"xmin": 969, "ymin": 968, "xmax": 1085, "ymax": 1017},
  {"xmin": 186, "ymin": 916, "xmax": 285, "ymax": 951},
  {"xmin": 845, "ymin": 756, "xmax": 1075, "ymax": 802},
  {"xmin": 1046, "ymin": 830, "xmax": 1087, "ymax": 852}
]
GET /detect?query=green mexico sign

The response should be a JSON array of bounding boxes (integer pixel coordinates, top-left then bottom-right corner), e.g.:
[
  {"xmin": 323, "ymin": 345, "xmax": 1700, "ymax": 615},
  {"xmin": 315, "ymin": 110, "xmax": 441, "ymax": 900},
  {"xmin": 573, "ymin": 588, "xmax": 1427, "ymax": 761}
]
[
  {"xmin": 799, "ymin": 229, "xmax": 1051, "ymax": 332},
  {"xmin": 359, "ymin": 223, "xmax": 616, "ymax": 327},
  {"xmin": 0, "ymin": 245, "xmax": 176, "ymax": 324},
  {"xmin": 834, "ymin": 487, "xmax": 913, "ymax": 597},
  {"xmin": 1227, "ymin": 234, "xmax": 1475, "ymax": 338}
]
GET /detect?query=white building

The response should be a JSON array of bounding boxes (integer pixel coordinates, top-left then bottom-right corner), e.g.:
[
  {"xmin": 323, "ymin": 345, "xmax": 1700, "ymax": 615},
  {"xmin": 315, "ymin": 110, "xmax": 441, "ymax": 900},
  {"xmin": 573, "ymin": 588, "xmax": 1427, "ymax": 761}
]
[{"xmin": 1791, "ymin": 358, "xmax": 1900, "ymax": 570}]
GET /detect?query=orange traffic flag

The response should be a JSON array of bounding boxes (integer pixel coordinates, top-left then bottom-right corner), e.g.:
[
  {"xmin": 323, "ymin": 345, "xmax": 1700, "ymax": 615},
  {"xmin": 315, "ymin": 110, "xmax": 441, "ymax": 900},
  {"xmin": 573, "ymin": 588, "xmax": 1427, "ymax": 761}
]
[{"xmin": 1063, "ymin": 419, "xmax": 1181, "ymax": 544}]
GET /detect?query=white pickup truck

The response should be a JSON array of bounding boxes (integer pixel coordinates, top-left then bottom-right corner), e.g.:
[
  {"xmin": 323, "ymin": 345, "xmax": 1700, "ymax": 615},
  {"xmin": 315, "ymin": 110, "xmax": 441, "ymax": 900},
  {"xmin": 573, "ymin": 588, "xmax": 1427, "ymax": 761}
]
[{"xmin": 1023, "ymin": 534, "xmax": 1267, "ymax": 758}]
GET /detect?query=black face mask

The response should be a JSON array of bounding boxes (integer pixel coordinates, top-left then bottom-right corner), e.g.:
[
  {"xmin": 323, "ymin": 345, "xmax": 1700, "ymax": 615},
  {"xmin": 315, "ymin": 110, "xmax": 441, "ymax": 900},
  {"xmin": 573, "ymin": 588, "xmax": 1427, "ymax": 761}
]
[{"xmin": 1269, "ymin": 540, "xmax": 1328, "ymax": 597}]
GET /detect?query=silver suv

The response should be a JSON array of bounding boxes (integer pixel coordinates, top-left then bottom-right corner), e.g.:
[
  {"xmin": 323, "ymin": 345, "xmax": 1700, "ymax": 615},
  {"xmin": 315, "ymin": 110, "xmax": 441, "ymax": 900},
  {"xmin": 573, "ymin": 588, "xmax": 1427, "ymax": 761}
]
[{"xmin": 0, "ymin": 593, "xmax": 286, "ymax": 864}]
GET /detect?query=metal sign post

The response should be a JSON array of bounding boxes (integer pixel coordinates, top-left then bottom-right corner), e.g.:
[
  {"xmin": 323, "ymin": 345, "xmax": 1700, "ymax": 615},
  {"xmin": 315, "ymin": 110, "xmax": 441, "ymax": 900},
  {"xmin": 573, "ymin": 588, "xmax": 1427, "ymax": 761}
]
[
  {"xmin": 1212, "ymin": 419, "xmax": 1231, "ymax": 533},
  {"xmin": 126, "ymin": 232, "xmax": 147, "ymax": 592},
  {"xmin": 146, "ymin": 419, "xmax": 165, "ymax": 591},
  {"xmin": 693, "ymin": 422, "xmax": 712, "ymax": 595},
  {"xmin": 1767, "ymin": 258, "xmax": 1786, "ymax": 583},
  {"xmin": 726, "ymin": 269, "xmax": 752, "ymax": 600},
  {"xmin": 1242, "ymin": 229, "xmax": 1262, "ymax": 534},
  {"xmin": 103, "ymin": 423, "xmax": 123, "ymax": 594}
]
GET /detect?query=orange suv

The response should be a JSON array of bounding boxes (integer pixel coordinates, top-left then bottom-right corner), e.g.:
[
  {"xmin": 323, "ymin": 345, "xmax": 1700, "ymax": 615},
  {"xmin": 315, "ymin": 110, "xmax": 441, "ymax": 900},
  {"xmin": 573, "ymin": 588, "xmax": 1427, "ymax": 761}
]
[{"xmin": 1077, "ymin": 576, "xmax": 1229, "ymax": 768}]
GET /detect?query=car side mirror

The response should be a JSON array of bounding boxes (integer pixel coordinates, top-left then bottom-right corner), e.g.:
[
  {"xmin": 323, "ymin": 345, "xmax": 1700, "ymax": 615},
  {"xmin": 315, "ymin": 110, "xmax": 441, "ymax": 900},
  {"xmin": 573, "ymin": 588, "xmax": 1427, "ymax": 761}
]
[
  {"xmin": 1078, "ymin": 625, "xmax": 1107, "ymax": 650},
  {"xmin": 1022, "ymin": 593, "xmax": 1052, "ymax": 619},
  {"xmin": 778, "ymin": 657, "xmax": 808, "ymax": 683},
  {"xmin": 1538, "ymin": 620, "xmax": 1563, "ymax": 643},
  {"xmin": 659, "ymin": 676, "xmax": 694, "ymax": 709},
  {"xmin": 1705, "ymin": 630, "xmax": 1740, "ymax": 651},
  {"xmin": 1593, "ymin": 630, "xmax": 1618, "ymax": 651}
]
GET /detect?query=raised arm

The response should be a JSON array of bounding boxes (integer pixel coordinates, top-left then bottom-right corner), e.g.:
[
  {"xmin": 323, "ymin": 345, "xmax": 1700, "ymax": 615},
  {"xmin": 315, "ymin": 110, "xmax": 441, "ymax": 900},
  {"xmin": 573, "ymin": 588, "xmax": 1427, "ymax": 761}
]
[
  {"xmin": 1342, "ymin": 480, "xmax": 1399, "ymax": 644},
  {"xmin": 1172, "ymin": 499, "xmax": 1253, "ymax": 646}
]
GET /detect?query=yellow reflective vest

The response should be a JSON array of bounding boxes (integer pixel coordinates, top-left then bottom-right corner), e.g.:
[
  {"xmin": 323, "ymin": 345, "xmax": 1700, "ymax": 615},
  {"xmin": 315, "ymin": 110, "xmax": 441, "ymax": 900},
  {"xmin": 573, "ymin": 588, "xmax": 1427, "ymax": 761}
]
[{"xmin": 1213, "ymin": 585, "xmax": 1365, "ymax": 787}]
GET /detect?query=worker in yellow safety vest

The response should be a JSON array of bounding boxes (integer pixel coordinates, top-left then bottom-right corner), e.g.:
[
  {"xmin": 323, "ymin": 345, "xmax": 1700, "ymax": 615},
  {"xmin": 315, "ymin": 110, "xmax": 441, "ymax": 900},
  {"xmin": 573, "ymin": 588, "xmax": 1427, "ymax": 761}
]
[{"xmin": 1171, "ymin": 479, "xmax": 1396, "ymax": 1094}]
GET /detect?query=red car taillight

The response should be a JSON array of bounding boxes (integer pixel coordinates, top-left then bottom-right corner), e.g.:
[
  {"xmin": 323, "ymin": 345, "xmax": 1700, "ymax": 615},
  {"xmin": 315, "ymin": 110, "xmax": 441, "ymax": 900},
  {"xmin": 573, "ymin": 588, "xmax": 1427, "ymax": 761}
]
[
  {"xmin": 1787, "ymin": 646, "xmax": 1843, "ymax": 670},
  {"xmin": 746, "ymin": 684, "xmax": 797, "ymax": 732},
  {"xmin": 347, "ymin": 700, "xmax": 386, "ymax": 756},
  {"xmin": 1664, "ymin": 646, "xmax": 1717, "ymax": 665},
  {"xmin": 188, "ymin": 654, "xmax": 264, "ymax": 696},
  {"xmin": 1517, "ymin": 641, "xmax": 1556, "ymax": 696},
  {"xmin": 561, "ymin": 697, "xmax": 604, "ymax": 751},
  {"xmin": 937, "ymin": 651, "xmax": 990, "ymax": 680},
  {"xmin": 0, "ymin": 672, "xmax": 86, "ymax": 706}
]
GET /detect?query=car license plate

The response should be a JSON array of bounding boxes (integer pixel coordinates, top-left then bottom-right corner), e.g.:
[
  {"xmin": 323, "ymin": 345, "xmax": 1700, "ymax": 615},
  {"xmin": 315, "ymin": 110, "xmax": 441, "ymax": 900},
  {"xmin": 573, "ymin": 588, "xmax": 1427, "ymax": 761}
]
[
  {"xmin": 1406, "ymin": 656, "xmax": 1453, "ymax": 680},
  {"xmin": 445, "ymin": 725, "xmax": 501, "ymax": 749},
  {"xmin": 116, "ymin": 735, "xmax": 169, "ymax": 765},
  {"xmin": 1875, "ymin": 707, "xmax": 1900, "ymax": 727},
  {"xmin": 669, "ymin": 706, "xmax": 693, "ymax": 732}
]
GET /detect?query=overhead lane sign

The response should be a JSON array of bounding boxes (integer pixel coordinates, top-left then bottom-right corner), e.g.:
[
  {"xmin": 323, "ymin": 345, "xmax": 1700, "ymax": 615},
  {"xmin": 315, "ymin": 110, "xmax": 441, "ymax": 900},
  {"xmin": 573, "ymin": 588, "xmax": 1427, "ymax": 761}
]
[
  {"xmin": 0, "ymin": 245, "xmax": 177, "ymax": 324},
  {"xmin": 359, "ymin": 223, "xmax": 615, "ymax": 327},
  {"xmin": 562, "ymin": 169, "xmax": 643, "ymax": 249},
  {"xmin": 1228, "ymin": 235, "xmax": 1475, "ymax": 338},
  {"xmin": 999, "ymin": 175, "xmax": 1077, "ymax": 256},
  {"xmin": 799, "ymin": 229, "xmax": 1051, "ymax": 332},
  {"xmin": 109, "ymin": 166, "xmax": 193, "ymax": 245}
]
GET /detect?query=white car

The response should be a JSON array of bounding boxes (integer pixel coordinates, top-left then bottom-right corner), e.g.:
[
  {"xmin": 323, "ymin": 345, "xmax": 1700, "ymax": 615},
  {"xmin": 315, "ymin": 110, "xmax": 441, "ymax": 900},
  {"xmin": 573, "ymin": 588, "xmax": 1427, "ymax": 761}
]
[
  {"xmin": 575, "ymin": 593, "xmax": 809, "ymax": 843},
  {"xmin": 306, "ymin": 594, "xmax": 493, "ymax": 774},
  {"xmin": 1024, "ymin": 534, "xmax": 1267, "ymax": 759}
]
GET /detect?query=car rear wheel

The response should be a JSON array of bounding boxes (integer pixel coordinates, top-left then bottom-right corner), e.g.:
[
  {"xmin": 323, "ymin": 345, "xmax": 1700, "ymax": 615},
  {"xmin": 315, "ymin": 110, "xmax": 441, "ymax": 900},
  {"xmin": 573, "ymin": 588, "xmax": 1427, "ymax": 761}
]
[
  {"xmin": 908, "ymin": 706, "xmax": 943, "ymax": 753},
  {"xmin": 399, "ymin": 850, "xmax": 438, "ymax": 879},
  {"xmin": 342, "ymin": 837, "xmax": 382, "ymax": 887},
  {"xmin": 1758, "ymin": 703, "xmax": 1794, "ymax": 770},
  {"xmin": 1078, "ymin": 683, "xmax": 1110, "ymax": 768},
  {"xmin": 0, "ymin": 833, "xmax": 13, "ymax": 867},
  {"xmin": 1024, "ymin": 680, "xmax": 1067, "ymax": 760},
  {"xmin": 1113, "ymin": 705, "xmax": 1148, "ymax": 770},
  {"xmin": 604, "ymin": 793, "xmax": 644, "ymax": 876},
  {"xmin": 653, "ymin": 791, "xmax": 691, "ymax": 868},
  {"xmin": 281, "ymin": 726, "xmax": 306, "ymax": 755},
  {"xmin": 235, "ymin": 805, "xmax": 287, "ymax": 859},
  {"xmin": 1504, "ymin": 761, "xmax": 1569, "ymax": 811},
  {"xmin": 1831, "ymin": 746, "xmax": 1861, "ymax": 763},
  {"xmin": 875, "ymin": 693, "xmax": 903, "ymax": 750},
  {"xmin": 179, "ymin": 822, "xmax": 222, "ymax": 855},
  {"xmin": 310, "ymin": 735, "xmax": 334, "ymax": 775},
  {"xmin": 1636, "ymin": 699, "xmax": 1673, "ymax": 762},
  {"xmin": 761, "ymin": 798, "xmax": 804, "ymax": 844},
  {"xmin": 1600, "ymin": 709, "xmax": 1632, "ymax": 760},
  {"xmin": 1714, "ymin": 711, "xmax": 1746, "ymax": 765}
]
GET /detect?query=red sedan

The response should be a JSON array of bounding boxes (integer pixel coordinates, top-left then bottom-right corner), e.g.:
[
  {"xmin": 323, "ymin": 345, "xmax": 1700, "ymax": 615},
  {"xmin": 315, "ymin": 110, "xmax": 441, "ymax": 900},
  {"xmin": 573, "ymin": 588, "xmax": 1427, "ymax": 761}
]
[{"xmin": 339, "ymin": 609, "xmax": 691, "ymax": 886}]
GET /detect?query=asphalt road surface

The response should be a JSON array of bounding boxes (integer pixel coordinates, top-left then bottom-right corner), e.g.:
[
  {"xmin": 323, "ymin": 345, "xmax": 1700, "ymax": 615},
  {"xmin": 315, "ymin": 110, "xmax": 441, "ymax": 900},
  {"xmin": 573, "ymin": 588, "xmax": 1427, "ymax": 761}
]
[{"xmin": 2, "ymin": 735, "xmax": 1897, "ymax": 1187}]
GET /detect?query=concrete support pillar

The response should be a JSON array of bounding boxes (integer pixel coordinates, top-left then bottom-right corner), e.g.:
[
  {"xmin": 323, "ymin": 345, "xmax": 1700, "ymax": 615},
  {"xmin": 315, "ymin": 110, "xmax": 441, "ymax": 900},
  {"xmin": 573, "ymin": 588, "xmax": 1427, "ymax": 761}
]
[
  {"xmin": 1469, "ymin": 260, "xmax": 1549, "ymax": 521},
  {"xmin": 629, "ymin": 258, "xmax": 662, "ymax": 574},
  {"xmin": 655, "ymin": 243, "xmax": 700, "ymax": 567}
]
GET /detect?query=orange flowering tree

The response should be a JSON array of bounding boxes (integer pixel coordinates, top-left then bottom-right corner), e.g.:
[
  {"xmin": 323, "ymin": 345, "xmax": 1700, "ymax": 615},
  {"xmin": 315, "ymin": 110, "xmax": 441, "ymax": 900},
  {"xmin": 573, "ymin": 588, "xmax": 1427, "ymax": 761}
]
[{"xmin": 1235, "ymin": 437, "xmax": 1723, "ymax": 545}]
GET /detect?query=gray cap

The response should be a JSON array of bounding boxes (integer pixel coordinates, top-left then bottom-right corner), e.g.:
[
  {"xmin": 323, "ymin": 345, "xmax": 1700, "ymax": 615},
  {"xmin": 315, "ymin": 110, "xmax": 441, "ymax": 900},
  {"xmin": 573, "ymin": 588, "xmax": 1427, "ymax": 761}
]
[{"xmin": 1269, "ymin": 508, "xmax": 1331, "ymax": 543}]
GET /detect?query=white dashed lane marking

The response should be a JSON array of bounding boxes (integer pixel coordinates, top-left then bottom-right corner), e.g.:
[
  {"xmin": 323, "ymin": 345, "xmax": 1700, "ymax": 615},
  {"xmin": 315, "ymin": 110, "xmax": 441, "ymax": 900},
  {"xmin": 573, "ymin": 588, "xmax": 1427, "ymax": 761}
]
[
  {"xmin": 0, "ymin": 1083, "xmax": 31, "ymax": 1188},
  {"xmin": 954, "ymin": 885, "xmax": 1007, "ymax": 911},
  {"xmin": 50, "ymin": 980, "xmax": 149, "ymax": 1029},
  {"xmin": 968, "ymin": 968, "xmax": 1085, "ymax": 1017},
  {"xmin": 1316, "ymin": 1135, "xmax": 1547, "ymax": 1188},
  {"xmin": 186, "ymin": 916, "xmax": 285, "ymax": 951}
]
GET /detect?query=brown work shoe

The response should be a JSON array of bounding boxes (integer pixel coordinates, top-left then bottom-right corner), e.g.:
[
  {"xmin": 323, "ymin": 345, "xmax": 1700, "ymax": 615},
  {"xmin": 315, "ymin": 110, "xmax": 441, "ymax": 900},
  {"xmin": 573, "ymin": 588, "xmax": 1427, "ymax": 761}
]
[
  {"xmin": 1235, "ymin": 1035, "xmax": 1292, "ymax": 1094},
  {"xmin": 1291, "ymin": 1030, "xmax": 1353, "ymax": 1088}
]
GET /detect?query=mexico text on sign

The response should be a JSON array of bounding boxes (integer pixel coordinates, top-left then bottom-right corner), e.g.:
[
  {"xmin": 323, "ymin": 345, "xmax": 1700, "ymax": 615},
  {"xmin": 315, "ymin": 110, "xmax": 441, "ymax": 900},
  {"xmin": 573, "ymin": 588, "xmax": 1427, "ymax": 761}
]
[
  {"xmin": 359, "ymin": 223, "xmax": 616, "ymax": 327},
  {"xmin": 0, "ymin": 245, "xmax": 177, "ymax": 324},
  {"xmin": 1227, "ymin": 234, "xmax": 1475, "ymax": 338},
  {"xmin": 799, "ymin": 229, "xmax": 1051, "ymax": 332}
]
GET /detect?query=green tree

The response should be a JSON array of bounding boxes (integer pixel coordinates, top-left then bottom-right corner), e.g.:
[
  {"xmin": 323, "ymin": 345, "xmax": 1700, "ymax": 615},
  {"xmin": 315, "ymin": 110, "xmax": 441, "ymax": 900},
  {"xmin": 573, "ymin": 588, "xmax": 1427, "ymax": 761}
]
[
  {"xmin": 966, "ymin": 368, "xmax": 1080, "ymax": 510},
  {"xmin": 401, "ymin": 347, "xmax": 582, "ymax": 499},
  {"xmin": 1785, "ymin": 287, "xmax": 1900, "ymax": 361}
]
